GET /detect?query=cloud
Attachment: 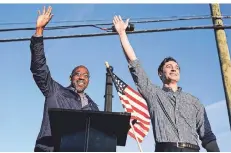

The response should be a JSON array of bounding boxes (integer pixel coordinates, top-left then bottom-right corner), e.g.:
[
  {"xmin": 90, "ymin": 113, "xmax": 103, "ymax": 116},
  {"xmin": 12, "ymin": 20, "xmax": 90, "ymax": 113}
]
[{"xmin": 117, "ymin": 100, "xmax": 231, "ymax": 152}]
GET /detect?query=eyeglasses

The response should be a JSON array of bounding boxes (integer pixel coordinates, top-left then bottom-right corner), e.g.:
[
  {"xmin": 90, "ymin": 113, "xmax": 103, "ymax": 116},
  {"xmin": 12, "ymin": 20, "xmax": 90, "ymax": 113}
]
[{"xmin": 72, "ymin": 72, "xmax": 90, "ymax": 79}]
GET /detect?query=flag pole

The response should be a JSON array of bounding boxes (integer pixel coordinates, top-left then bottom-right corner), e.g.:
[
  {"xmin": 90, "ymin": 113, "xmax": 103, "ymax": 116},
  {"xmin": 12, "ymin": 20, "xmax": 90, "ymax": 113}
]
[
  {"xmin": 105, "ymin": 61, "xmax": 143, "ymax": 152},
  {"xmin": 129, "ymin": 121, "xmax": 143, "ymax": 152}
]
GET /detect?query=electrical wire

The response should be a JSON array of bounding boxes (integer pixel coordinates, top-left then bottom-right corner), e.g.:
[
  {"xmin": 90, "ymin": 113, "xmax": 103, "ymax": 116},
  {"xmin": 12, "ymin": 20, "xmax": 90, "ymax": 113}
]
[
  {"xmin": 0, "ymin": 24, "xmax": 110, "ymax": 32},
  {"xmin": 0, "ymin": 15, "xmax": 230, "ymax": 33},
  {"xmin": 0, "ymin": 14, "xmax": 230, "ymax": 26},
  {"xmin": 0, "ymin": 25, "xmax": 230, "ymax": 43}
]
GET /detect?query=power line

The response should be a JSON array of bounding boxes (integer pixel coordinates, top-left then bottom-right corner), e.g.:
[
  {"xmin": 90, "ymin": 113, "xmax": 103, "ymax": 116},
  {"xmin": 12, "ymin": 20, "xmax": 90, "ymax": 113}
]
[
  {"xmin": 0, "ymin": 14, "xmax": 230, "ymax": 26},
  {"xmin": 0, "ymin": 15, "xmax": 230, "ymax": 33},
  {"xmin": 0, "ymin": 15, "xmax": 210, "ymax": 25},
  {"xmin": 0, "ymin": 25, "xmax": 230, "ymax": 43},
  {"xmin": 0, "ymin": 24, "xmax": 109, "ymax": 32},
  {"xmin": 131, "ymin": 15, "xmax": 231, "ymax": 24}
]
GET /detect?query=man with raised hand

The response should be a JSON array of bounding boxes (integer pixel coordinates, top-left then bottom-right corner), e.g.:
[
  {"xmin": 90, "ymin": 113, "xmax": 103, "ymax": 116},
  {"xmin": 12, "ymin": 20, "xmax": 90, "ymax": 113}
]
[
  {"xmin": 112, "ymin": 15, "xmax": 219, "ymax": 152},
  {"xmin": 30, "ymin": 6, "xmax": 99, "ymax": 152}
]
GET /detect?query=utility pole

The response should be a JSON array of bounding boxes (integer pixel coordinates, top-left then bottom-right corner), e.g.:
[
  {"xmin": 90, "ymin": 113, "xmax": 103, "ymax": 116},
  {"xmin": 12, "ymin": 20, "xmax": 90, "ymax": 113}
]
[{"xmin": 210, "ymin": 3, "xmax": 231, "ymax": 129}]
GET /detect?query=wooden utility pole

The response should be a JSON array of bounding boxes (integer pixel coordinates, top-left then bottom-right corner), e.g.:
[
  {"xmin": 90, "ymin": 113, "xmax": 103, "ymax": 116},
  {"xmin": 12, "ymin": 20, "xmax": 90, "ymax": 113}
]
[{"xmin": 210, "ymin": 4, "xmax": 231, "ymax": 130}]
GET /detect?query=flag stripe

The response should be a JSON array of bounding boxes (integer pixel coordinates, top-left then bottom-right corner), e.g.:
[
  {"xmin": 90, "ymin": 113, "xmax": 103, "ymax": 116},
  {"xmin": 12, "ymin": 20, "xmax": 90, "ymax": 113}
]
[
  {"xmin": 121, "ymin": 93, "xmax": 150, "ymax": 118},
  {"xmin": 126, "ymin": 86, "xmax": 148, "ymax": 105},
  {"xmin": 133, "ymin": 124, "xmax": 146, "ymax": 137},
  {"xmin": 120, "ymin": 99, "xmax": 150, "ymax": 123},
  {"xmin": 128, "ymin": 124, "xmax": 146, "ymax": 142},
  {"xmin": 119, "ymin": 93, "xmax": 150, "ymax": 118},
  {"xmin": 128, "ymin": 127, "xmax": 143, "ymax": 141},
  {"xmin": 127, "ymin": 86, "xmax": 142, "ymax": 98},
  {"xmin": 128, "ymin": 131, "xmax": 142, "ymax": 143},
  {"xmin": 124, "ymin": 90, "xmax": 148, "ymax": 110},
  {"xmin": 124, "ymin": 88, "xmax": 149, "ymax": 110},
  {"xmin": 120, "ymin": 97, "xmax": 150, "ymax": 124},
  {"xmin": 133, "ymin": 121, "xmax": 150, "ymax": 131},
  {"xmin": 130, "ymin": 117, "xmax": 150, "ymax": 130}
]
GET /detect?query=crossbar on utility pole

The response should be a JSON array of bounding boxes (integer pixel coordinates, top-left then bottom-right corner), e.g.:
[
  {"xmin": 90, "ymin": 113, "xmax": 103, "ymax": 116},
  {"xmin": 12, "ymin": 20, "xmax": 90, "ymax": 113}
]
[{"xmin": 210, "ymin": 3, "xmax": 231, "ymax": 130}]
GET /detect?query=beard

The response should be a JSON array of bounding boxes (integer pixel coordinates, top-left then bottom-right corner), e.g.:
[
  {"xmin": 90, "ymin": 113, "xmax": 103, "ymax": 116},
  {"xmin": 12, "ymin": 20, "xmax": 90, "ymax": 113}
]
[{"xmin": 72, "ymin": 80, "xmax": 87, "ymax": 93}]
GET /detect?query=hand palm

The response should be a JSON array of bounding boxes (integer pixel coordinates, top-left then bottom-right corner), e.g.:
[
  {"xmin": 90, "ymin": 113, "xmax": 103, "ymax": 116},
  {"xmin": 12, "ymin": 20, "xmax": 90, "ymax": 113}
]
[
  {"xmin": 113, "ymin": 15, "xmax": 129, "ymax": 33},
  {"xmin": 36, "ymin": 6, "xmax": 53, "ymax": 28},
  {"xmin": 37, "ymin": 15, "xmax": 51, "ymax": 28},
  {"xmin": 116, "ymin": 22, "xmax": 127, "ymax": 32}
]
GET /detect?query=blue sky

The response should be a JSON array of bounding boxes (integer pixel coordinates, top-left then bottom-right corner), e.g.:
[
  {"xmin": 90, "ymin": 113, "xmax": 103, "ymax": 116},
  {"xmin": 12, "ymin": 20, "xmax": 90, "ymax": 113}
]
[{"xmin": 0, "ymin": 4, "xmax": 230, "ymax": 151}]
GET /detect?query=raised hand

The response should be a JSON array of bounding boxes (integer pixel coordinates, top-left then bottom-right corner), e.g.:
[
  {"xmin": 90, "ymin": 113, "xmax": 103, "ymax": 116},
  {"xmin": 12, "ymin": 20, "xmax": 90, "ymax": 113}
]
[
  {"xmin": 36, "ymin": 6, "xmax": 53, "ymax": 29},
  {"xmin": 113, "ymin": 15, "xmax": 129, "ymax": 35}
]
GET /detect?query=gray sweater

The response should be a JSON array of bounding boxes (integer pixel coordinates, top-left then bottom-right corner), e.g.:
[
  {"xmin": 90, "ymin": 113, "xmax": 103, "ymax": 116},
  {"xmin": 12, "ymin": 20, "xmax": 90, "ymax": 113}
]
[{"xmin": 128, "ymin": 59, "xmax": 218, "ymax": 150}]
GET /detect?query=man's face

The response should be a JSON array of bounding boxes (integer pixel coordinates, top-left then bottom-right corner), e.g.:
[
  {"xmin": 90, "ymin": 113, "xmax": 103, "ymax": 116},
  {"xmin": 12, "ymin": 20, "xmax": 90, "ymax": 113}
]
[
  {"xmin": 159, "ymin": 61, "xmax": 180, "ymax": 83},
  {"xmin": 71, "ymin": 67, "xmax": 90, "ymax": 93}
]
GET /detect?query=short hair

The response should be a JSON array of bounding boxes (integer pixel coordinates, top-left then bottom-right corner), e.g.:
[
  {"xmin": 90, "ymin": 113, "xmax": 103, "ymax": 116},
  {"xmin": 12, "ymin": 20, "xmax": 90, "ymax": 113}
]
[
  {"xmin": 70, "ymin": 65, "xmax": 90, "ymax": 78},
  {"xmin": 158, "ymin": 57, "xmax": 179, "ymax": 73}
]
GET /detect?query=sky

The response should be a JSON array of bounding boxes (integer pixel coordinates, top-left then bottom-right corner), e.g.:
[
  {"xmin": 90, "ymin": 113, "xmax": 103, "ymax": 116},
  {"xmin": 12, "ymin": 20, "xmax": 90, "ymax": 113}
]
[{"xmin": 0, "ymin": 4, "xmax": 230, "ymax": 152}]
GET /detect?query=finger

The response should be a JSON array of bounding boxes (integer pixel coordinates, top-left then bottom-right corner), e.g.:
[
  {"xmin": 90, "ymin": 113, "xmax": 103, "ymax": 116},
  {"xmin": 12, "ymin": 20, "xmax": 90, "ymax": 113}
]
[
  {"xmin": 118, "ymin": 15, "xmax": 123, "ymax": 21},
  {"xmin": 116, "ymin": 16, "xmax": 120, "ymax": 22},
  {"xmin": 43, "ymin": 6, "xmax": 46, "ymax": 15},
  {"xmin": 113, "ymin": 20, "xmax": 116, "ymax": 25},
  {"xmin": 50, "ymin": 14, "xmax": 54, "ymax": 19},
  {"xmin": 113, "ymin": 16, "xmax": 118, "ymax": 23},
  {"xmin": 114, "ymin": 15, "xmax": 119, "ymax": 22},
  {"xmin": 49, "ymin": 6, "xmax": 52, "ymax": 14},
  {"xmin": 113, "ymin": 16, "xmax": 116, "ymax": 22},
  {"xmin": 47, "ymin": 6, "xmax": 52, "ymax": 15},
  {"xmin": 47, "ymin": 14, "xmax": 54, "ymax": 24},
  {"xmin": 125, "ymin": 18, "xmax": 130, "ymax": 25},
  {"xmin": 45, "ymin": 6, "xmax": 50, "ymax": 15}
]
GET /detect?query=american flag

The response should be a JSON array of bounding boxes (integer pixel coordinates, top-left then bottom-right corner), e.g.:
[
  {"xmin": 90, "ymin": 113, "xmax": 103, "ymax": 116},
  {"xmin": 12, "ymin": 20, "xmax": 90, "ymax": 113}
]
[{"xmin": 110, "ymin": 71, "xmax": 151, "ymax": 143}]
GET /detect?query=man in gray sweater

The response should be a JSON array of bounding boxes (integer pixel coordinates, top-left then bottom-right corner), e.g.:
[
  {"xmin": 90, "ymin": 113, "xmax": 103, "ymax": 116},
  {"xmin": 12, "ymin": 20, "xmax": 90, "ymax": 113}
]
[{"xmin": 112, "ymin": 15, "xmax": 220, "ymax": 152}]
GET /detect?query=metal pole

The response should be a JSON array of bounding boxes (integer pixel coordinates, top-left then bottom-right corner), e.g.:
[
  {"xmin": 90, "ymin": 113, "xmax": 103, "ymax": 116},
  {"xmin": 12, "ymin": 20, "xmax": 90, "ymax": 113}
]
[
  {"xmin": 104, "ymin": 66, "xmax": 114, "ymax": 112},
  {"xmin": 210, "ymin": 3, "xmax": 231, "ymax": 129}
]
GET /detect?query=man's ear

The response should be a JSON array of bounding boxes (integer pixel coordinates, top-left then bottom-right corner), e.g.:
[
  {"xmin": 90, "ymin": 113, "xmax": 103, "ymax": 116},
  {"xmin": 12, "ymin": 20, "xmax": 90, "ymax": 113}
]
[
  {"xmin": 69, "ymin": 75, "xmax": 72, "ymax": 81},
  {"xmin": 158, "ymin": 71, "xmax": 162, "ymax": 77},
  {"xmin": 158, "ymin": 72, "xmax": 163, "ymax": 80}
]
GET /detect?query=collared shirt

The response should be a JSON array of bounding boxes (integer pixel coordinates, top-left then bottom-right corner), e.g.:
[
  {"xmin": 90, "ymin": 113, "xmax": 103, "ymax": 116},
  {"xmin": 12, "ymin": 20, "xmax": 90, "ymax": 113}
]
[
  {"xmin": 128, "ymin": 59, "xmax": 216, "ymax": 148},
  {"xmin": 69, "ymin": 86, "xmax": 89, "ymax": 107},
  {"xmin": 79, "ymin": 93, "xmax": 89, "ymax": 107}
]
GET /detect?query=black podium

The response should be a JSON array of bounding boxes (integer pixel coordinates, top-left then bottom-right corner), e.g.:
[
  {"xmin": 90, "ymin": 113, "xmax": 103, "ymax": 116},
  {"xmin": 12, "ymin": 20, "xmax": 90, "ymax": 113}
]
[{"xmin": 48, "ymin": 108, "xmax": 131, "ymax": 152}]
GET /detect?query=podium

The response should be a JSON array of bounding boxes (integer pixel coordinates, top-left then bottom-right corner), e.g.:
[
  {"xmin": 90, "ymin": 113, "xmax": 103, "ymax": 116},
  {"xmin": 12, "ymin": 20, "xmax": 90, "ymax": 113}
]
[{"xmin": 48, "ymin": 108, "xmax": 131, "ymax": 152}]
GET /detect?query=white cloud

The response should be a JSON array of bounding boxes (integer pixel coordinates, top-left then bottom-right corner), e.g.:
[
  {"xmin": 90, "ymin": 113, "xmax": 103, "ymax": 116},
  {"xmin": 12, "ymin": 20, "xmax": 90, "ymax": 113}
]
[{"xmin": 117, "ymin": 100, "xmax": 231, "ymax": 152}]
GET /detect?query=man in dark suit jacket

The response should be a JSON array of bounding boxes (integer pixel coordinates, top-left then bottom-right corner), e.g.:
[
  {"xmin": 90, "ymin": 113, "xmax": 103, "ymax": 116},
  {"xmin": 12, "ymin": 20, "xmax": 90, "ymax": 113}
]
[{"xmin": 30, "ymin": 6, "xmax": 99, "ymax": 151}]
